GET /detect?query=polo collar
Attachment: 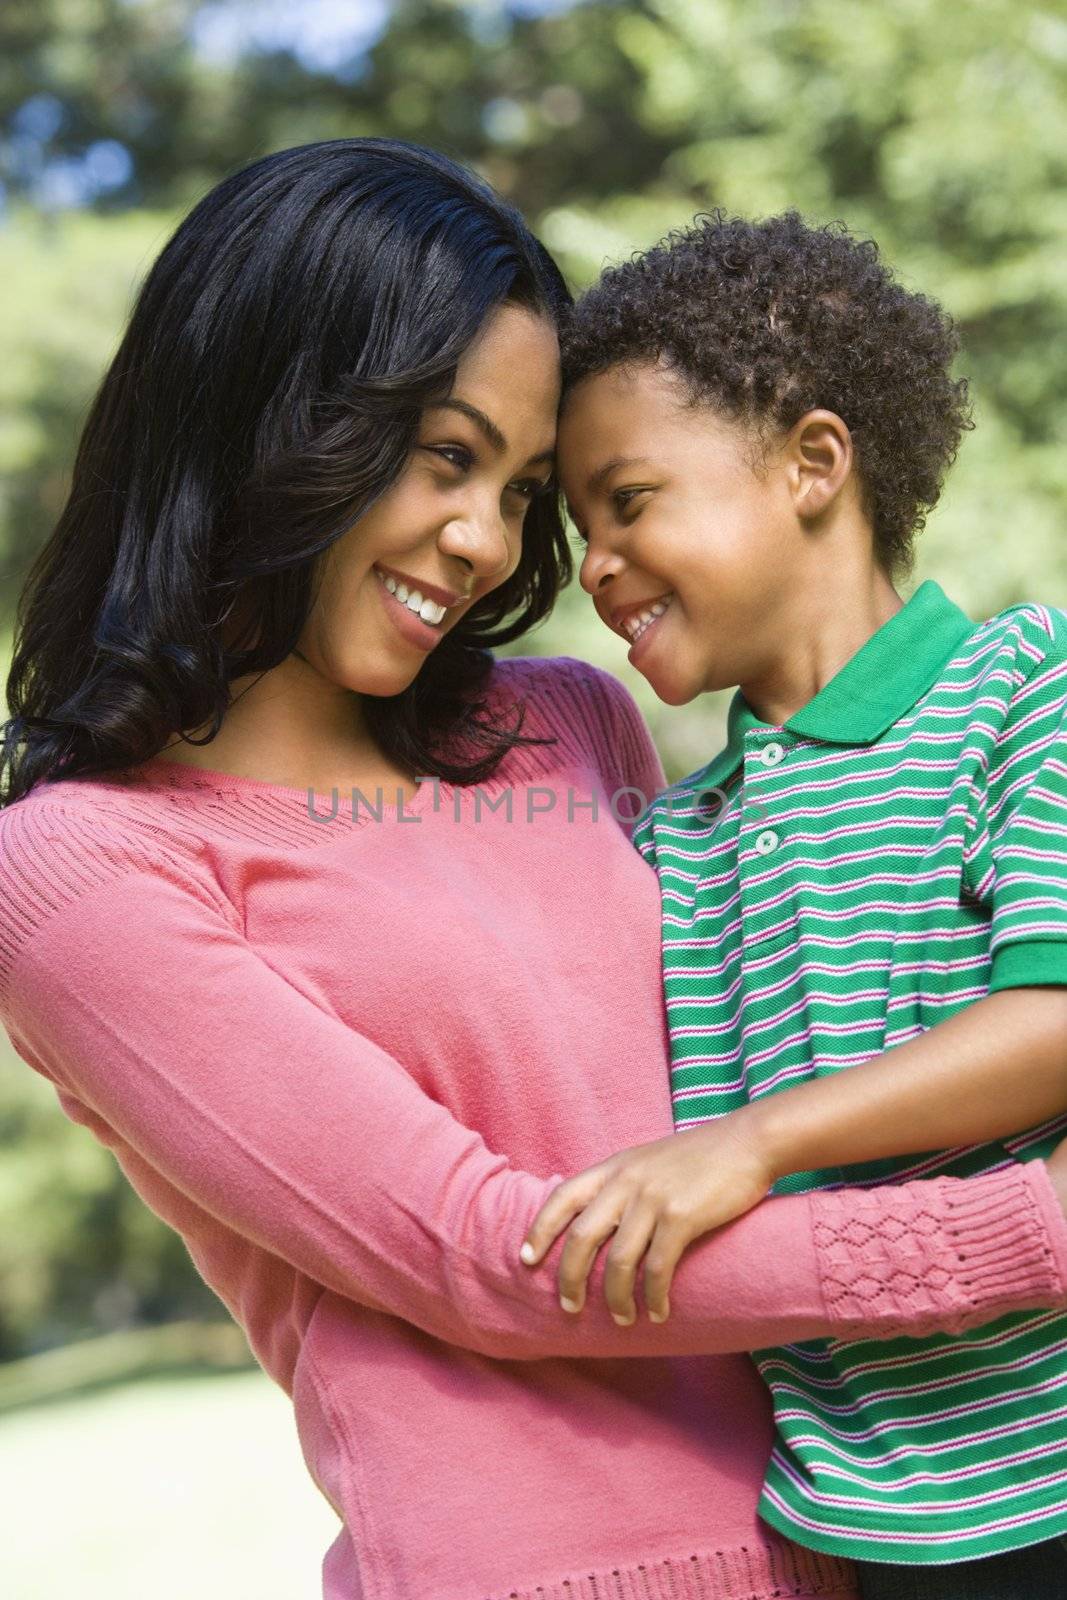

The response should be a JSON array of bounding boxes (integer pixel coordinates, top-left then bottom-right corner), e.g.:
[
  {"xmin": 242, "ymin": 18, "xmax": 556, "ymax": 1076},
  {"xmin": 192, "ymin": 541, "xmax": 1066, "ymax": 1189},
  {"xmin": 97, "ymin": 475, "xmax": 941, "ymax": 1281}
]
[{"xmin": 694, "ymin": 580, "xmax": 976, "ymax": 793}]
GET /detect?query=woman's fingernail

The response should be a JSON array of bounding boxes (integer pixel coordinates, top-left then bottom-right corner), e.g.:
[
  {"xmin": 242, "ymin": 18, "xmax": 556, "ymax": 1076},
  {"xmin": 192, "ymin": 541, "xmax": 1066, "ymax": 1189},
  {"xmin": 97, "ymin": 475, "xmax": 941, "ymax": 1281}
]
[
  {"xmin": 649, "ymin": 1310, "xmax": 666, "ymax": 1324},
  {"xmin": 520, "ymin": 1242, "xmax": 536, "ymax": 1264},
  {"xmin": 612, "ymin": 1311, "xmax": 635, "ymax": 1326},
  {"xmin": 560, "ymin": 1296, "xmax": 581, "ymax": 1313}
]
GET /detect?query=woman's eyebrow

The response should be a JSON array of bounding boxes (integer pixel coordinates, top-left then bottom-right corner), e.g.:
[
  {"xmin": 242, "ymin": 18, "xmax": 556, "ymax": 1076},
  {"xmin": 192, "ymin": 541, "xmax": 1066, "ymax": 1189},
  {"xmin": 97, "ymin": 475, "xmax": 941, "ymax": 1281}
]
[
  {"xmin": 435, "ymin": 398, "xmax": 508, "ymax": 452},
  {"xmin": 434, "ymin": 398, "xmax": 555, "ymax": 469}
]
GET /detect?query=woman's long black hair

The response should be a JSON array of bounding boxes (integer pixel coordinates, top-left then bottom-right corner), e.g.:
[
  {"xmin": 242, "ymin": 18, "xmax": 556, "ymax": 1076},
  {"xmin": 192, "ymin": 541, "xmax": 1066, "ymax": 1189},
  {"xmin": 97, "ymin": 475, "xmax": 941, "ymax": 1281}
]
[{"xmin": 1, "ymin": 138, "xmax": 574, "ymax": 807}]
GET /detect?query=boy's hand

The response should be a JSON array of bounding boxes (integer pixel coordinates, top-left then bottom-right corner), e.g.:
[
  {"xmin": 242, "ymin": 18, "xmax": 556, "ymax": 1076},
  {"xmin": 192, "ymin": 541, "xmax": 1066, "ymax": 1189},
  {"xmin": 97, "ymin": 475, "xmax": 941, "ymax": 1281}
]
[
  {"xmin": 1045, "ymin": 1135, "xmax": 1067, "ymax": 1218},
  {"xmin": 519, "ymin": 1112, "xmax": 773, "ymax": 1325}
]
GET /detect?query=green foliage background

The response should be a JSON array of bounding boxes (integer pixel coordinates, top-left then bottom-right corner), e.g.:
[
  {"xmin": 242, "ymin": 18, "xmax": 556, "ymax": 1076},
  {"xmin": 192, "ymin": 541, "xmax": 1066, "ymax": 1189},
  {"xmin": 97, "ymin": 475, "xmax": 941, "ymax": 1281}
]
[{"xmin": 2, "ymin": 0, "xmax": 1066, "ymax": 1364}]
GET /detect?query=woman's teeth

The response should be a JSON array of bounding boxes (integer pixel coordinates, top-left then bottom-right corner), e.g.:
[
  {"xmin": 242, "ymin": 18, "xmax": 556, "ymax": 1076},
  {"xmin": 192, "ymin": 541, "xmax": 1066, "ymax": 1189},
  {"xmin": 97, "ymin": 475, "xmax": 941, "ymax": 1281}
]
[
  {"xmin": 378, "ymin": 570, "xmax": 448, "ymax": 626},
  {"xmin": 624, "ymin": 596, "xmax": 672, "ymax": 642}
]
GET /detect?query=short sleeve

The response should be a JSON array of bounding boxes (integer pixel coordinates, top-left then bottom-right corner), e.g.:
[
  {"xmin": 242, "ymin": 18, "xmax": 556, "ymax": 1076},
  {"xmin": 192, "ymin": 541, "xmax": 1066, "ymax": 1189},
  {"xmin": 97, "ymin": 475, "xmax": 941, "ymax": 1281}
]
[{"xmin": 974, "ymin": 609, "xmax": 1067, "ymax": 992}]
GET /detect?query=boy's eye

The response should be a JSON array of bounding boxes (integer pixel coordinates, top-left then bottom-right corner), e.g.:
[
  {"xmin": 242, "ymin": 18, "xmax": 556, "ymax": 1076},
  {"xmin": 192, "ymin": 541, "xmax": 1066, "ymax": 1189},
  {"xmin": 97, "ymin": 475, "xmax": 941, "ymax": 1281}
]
[
  {"xmin": 613, "ymin": 486, "xmax": 650, "ymax": 515},
  {"xmin": 562, "ymin": 504, "xmax": 586, "ymax": 541},
  {"xmin": 507, "ymin": 476, "xmax": 553, "ymax": 505}
]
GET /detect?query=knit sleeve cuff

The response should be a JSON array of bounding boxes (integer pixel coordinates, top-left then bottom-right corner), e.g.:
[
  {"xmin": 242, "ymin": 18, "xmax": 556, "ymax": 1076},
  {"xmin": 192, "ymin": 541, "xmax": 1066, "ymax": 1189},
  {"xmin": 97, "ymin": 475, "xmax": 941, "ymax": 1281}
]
[
  {"xmin": 810, "ymin": 1163, "xmax": 1067, "ymax": 1340},
  {"xmin": 988, "ymin": 938, "xmax": 1067, "ymax": 992}
]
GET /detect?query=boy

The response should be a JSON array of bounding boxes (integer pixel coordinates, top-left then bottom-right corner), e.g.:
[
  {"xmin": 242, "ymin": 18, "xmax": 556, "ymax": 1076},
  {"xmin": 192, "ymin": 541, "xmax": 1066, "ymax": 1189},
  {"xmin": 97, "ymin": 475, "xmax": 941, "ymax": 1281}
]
[{"xmin": 520, "ymin": 212, "xmax": 1067, "ymax": 1596}]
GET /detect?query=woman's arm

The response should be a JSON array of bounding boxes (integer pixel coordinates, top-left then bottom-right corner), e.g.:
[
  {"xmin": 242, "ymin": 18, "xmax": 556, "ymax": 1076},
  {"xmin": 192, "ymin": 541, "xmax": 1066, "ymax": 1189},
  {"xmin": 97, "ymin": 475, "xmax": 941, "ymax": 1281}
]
[{"xmin": 2, "ymin": 828, "xmax": 1065, "ymax": 1363}]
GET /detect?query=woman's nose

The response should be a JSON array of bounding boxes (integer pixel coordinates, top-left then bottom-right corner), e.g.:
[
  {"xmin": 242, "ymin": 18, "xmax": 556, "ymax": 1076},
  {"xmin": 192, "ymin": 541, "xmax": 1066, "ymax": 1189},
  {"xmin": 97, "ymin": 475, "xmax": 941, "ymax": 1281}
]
[{"xmin": 438, "ymin": 508, "xmax": 512, "ymax": 581}]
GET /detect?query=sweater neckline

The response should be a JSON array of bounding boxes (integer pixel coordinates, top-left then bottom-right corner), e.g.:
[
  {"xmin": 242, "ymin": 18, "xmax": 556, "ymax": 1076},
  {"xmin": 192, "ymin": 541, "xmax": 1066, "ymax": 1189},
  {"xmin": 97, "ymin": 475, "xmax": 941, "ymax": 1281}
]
[{"xmin": 126, "ymin": 753, "xmax": 446, "ymax": 818}]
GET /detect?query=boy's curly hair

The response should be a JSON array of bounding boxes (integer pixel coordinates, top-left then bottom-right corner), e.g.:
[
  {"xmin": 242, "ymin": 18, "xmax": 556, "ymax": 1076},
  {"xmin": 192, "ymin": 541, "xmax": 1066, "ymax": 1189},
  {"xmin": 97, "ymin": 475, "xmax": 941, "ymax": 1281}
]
[{"xmin": 561, "ymin": 211, "xmax": 973, "ymax": 576}]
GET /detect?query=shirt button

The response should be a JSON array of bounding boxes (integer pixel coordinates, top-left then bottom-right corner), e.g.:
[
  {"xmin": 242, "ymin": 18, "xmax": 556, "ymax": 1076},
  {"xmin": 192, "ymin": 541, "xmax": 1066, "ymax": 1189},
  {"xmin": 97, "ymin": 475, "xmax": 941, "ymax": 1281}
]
[
  {"xmin": 760, "ymin": 742, "xmax": 785, "ymax": 767},
  {"xmin": 754, "ymin": 829, "xmax": 780, "ymax": 855}
]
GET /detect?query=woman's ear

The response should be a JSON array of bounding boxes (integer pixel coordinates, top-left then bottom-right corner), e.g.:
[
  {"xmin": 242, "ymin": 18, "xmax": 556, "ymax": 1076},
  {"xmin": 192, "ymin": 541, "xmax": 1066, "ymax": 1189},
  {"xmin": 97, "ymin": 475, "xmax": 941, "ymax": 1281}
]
[{"xmin": 785, "ymin": 408, "xmax": 854, "ymax": 521}]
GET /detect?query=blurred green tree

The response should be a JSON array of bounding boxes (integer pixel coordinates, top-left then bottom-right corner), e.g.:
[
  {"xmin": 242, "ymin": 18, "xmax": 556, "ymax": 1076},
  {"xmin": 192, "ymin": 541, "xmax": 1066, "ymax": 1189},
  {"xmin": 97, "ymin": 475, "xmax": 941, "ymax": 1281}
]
[{"xmin": 0, "ymin": 1035, "xmax": 223, "ymax": 1362}]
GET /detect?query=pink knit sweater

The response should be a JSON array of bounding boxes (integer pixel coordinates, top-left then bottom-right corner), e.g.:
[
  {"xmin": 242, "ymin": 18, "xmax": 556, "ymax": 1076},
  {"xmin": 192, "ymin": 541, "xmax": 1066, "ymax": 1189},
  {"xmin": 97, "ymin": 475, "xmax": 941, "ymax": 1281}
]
[{"xmin": 2, "ymin": 655, "xmax": 1065, "ymax": 1600}]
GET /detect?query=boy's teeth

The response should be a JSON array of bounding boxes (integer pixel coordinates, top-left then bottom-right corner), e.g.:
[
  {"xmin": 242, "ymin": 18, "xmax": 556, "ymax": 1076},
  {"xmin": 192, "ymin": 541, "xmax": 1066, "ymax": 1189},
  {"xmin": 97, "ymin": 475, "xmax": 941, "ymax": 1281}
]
[
  {"xmin": 624, "ymin": 595, "xmax": 673, "ymax": 641},
  {"xmin": 379, "ymin": 571, "xmax": 447, "ymax": 626}
]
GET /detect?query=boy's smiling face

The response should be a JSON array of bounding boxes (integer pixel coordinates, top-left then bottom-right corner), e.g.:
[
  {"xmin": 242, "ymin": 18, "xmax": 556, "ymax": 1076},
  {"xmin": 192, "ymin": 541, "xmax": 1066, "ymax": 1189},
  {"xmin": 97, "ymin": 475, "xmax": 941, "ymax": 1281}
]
[{"xmin": 558, "ymin": 359, "xmax": 816, "ymax": 706}]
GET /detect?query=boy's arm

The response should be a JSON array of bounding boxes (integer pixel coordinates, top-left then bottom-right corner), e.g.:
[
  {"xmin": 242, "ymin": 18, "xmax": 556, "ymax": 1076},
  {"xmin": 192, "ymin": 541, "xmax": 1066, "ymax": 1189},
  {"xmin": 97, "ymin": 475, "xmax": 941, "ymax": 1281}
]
[
  {"xmin": 753, "ymin": 986, "xmax": 1067, "ymax": 1182},
  {"xmin": 761, "ymin": 605, "xmax": 1067, "ymax": 1176},
  {"xmin": 767, "ymin": 606, "xmax": 1067, "ymax": 1171},
  {"xmin": 523, "ymin": 610, "xmax": 1067, "ymax": 1323},
  {"xmin": 518, "ymin": 999, "xmax": 1067, "ymax": 1329}
]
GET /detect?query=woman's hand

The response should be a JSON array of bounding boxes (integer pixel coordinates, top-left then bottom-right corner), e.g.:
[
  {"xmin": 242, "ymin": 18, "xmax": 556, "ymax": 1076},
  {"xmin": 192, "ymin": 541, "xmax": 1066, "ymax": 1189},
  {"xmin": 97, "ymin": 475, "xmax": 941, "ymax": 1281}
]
[{"xmin": 518, "ymin": 1111, "xmax": 774, "ymax": 1326}]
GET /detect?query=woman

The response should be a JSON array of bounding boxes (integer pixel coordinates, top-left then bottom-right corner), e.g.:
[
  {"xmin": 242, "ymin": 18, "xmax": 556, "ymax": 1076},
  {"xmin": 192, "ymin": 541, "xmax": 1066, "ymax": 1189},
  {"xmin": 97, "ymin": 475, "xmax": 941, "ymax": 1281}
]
[{"xmin": 2, "ymin": 140, "xmax": 1065, "ymax": 1600}]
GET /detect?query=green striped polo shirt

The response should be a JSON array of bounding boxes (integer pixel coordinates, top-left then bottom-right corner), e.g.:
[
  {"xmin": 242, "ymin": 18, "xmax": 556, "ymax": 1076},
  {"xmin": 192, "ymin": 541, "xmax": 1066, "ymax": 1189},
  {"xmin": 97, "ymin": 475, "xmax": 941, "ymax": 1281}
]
[{"xmin": 631, "ymin": 580, "xmax": 1067, "ymax": 1564}]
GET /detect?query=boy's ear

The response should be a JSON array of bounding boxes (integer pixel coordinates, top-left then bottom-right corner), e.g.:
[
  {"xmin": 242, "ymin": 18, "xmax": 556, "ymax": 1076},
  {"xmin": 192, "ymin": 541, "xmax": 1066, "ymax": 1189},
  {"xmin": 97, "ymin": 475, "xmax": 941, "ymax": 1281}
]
[{"xmin": 785, "ymin": 409, "xmax": 853, "ymax": 521}]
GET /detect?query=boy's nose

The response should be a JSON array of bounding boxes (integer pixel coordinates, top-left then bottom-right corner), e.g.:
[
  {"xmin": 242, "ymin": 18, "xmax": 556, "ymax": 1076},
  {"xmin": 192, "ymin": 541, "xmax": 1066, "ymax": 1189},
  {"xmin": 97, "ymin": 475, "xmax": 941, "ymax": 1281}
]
[{"xmin": 578, "ymin": 543, "xmax": 623, "ymax": 596}]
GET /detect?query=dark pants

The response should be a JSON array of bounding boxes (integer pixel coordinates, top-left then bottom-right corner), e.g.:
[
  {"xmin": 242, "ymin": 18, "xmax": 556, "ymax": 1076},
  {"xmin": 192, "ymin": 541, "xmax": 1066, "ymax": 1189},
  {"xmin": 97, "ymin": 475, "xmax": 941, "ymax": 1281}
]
[{"xmin": 855, "ymin": 1535, "xmax": 1067, "ymax": 1599}]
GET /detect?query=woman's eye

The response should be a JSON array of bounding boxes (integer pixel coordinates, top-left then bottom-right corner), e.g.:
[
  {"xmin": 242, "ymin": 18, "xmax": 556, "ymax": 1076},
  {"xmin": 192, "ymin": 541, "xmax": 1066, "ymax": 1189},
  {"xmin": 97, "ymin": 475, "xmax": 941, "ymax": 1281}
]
[{"xmin": 426, "ymin": 444, "xmax": 474, "ymax": 472}]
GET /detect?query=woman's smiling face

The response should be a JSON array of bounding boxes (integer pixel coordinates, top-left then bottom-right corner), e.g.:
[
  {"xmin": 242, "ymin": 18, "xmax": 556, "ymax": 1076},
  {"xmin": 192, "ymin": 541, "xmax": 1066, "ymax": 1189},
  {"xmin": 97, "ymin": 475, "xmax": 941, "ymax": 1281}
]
[
  {"xmin": 297, "ymin": 302, "xmax": 561, "ymax": 699},
  {"xmin": 558, "ymin": 359, "xmax": 804, "ymax": 705}
]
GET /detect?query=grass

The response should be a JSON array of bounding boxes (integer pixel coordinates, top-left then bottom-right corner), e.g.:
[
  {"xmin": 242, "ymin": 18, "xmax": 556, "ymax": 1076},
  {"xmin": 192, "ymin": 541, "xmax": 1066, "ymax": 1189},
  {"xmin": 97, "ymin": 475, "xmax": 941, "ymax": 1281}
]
[{"xmin": 0, "ymin": 1365, "xmax": 342, "ymax": 1598}]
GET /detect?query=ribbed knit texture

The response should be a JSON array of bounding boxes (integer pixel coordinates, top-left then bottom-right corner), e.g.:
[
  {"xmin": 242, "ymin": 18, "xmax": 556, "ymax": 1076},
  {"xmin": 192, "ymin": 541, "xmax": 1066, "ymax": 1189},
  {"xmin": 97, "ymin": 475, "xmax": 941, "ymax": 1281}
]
[
  {"xmin": 634, "ymin": 588, "xmax": 1067, "ymax": 1563},
  {"xmin": 2, "ymin": 653, "xmax": 1065, "ymax": 1600},
  {"xmin": 812, "ymin": 1168, "xmax": 1067, "ymax": 1336}
]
